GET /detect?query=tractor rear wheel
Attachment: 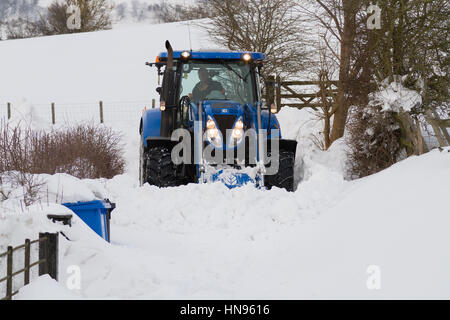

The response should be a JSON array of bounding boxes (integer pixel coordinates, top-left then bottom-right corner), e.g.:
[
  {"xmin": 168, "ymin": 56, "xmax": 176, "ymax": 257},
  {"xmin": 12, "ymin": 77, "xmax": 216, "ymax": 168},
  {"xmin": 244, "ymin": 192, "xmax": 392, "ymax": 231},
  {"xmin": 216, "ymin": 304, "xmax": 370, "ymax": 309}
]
[
  {"xmin": 264, "ymin": 150, "xmax": 295, "ymax": 192},
  {"xmin": 145, "ymin": 146, "xmax": 178, "ymax": 188}
]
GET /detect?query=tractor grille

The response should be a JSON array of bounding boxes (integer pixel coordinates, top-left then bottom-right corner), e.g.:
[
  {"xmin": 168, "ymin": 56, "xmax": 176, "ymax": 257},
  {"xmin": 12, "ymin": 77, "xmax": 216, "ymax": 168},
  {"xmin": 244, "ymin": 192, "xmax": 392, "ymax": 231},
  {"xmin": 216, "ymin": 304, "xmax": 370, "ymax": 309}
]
[{"xmin": 214, "ymin": 115, "xmax": 236, "ymax": 141}]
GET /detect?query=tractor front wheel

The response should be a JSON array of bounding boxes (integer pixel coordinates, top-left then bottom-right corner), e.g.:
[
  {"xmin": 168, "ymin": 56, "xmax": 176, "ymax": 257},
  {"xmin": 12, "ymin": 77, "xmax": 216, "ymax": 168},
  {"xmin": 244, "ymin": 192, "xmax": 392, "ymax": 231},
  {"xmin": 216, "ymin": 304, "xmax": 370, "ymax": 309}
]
[
  {"xmin": 264, "ymin": 150, "xmax": 295, "ymax": 192},
  {"xmin": 145, "ymin": 146, "xmax": 178, "ymax": 188}
]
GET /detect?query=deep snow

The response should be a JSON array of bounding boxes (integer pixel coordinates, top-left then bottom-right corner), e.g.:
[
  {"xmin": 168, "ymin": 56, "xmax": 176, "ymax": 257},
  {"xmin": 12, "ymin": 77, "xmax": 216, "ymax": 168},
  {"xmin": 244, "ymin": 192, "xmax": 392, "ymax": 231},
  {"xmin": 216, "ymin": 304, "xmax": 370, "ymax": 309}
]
[{"xmin": 2, "ymin": 146, "xmax": 449, "ymax": 299}]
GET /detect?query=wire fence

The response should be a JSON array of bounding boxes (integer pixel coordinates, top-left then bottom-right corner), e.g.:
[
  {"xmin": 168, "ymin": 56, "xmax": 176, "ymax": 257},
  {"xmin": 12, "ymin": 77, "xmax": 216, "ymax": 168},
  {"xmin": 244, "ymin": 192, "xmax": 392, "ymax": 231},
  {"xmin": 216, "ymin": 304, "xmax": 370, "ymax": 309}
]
[
  {"xmin": 1, "ymin": 100, "xmax": 158, "ymax": 127},
  {"xmin": 1, "ymin": 99, "xmax": 448, "ymax": 148}
]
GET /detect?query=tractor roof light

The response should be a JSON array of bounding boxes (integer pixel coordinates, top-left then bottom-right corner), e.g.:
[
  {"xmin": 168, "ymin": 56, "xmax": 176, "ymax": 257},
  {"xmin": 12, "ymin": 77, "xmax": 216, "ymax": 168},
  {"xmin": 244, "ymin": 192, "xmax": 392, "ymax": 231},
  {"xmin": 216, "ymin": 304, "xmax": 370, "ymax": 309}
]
[
  {"xmin": 180, "ymin": 51, "xmax": 191, "ymax": 61},
  {"xmin": 242, "ymin": 53, "xmax": 253, "ymax": 63}
]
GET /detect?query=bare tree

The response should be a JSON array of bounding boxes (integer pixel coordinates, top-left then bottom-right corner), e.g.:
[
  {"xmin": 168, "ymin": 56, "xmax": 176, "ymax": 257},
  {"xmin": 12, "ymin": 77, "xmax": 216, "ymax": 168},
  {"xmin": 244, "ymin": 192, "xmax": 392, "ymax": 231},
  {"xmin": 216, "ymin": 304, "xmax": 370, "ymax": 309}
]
[
  {"xmin": 36, "ymin": 0, "xmax": 114, "ymax": 35},
  {"xmin": 315, "ymin": 46, "xmax": 338, "ymax": 149},
  {"xmin": 155, "ymin": 0, "xmax": 212, "ymax": 23},
  {"xmin": 205, "ymin": 0, "xmax": 311, "ymax": 78},
  {"xmin": 302, "ymin": 0, "xmax": 364, "ymax": 144}
]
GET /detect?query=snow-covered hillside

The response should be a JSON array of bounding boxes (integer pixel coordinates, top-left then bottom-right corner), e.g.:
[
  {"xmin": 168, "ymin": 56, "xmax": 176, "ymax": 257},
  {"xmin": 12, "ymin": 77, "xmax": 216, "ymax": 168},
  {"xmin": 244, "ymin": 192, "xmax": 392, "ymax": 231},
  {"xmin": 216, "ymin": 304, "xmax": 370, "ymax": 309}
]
[
  {"xmin": 1, "ymin": 17, "xmax": 450, "ymax": 300},
  {"xmin": 0, "ymin": 19, "xmax": 212, "ymax": 104}
]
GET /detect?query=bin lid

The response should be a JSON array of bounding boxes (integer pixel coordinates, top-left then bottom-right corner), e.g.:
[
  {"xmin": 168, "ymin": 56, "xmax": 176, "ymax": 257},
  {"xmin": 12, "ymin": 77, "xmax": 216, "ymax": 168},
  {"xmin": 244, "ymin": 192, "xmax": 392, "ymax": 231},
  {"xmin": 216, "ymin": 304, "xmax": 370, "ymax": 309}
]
[{"xmin": 63, "ymin": 199, "xmax": 113, "ymax": 210}]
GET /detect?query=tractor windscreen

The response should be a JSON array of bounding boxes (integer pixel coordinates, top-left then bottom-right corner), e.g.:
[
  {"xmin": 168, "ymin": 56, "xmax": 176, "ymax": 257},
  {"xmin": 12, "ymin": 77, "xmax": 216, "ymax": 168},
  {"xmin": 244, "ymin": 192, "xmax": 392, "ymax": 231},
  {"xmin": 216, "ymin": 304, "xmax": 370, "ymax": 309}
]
[{"xmin": 180, "ymin": 61, "xmax": 256, "ymax": 106}]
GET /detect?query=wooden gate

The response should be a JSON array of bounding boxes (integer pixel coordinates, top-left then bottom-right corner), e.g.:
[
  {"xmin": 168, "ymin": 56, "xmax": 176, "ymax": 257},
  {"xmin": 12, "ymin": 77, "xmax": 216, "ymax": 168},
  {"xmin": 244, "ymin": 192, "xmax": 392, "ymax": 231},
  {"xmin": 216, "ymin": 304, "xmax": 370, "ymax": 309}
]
[{"xmin": 266, "ymin": 76, "xmax": 339, "ymax": 111}]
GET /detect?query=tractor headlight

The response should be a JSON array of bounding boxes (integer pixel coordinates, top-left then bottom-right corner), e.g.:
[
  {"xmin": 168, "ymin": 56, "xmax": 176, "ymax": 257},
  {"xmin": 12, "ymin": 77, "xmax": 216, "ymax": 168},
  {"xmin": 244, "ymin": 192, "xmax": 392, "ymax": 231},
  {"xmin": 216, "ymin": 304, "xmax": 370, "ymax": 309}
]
[
  {"xmin": 232, "ymin": 128, "xmax": 243, "ymax": 139},
  {"xmin": 206, "ymin": 116, "xmax": 222, "ymax": 147},
  {"xmin": 229, "ymin": 117, "xmax": 244, "ymax": 146},
  {"xmin": 206, "ymin": 117, "xmax": 216, "ymax": 129},
  {"xmin": 234, "ymin": 118, "xmax": 244, "ymax": 129}
]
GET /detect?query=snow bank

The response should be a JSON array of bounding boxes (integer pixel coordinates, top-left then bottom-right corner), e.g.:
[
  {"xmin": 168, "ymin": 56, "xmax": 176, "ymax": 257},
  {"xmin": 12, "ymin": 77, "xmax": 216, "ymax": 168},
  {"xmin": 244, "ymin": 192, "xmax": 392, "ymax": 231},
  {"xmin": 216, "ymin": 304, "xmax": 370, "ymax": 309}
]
[
  {"xmin": 15, "ymin": 275, "xmax": 83, "ymax": 300},
  {"xmin": 0, "ymin": 173, "xmax": 108, "ymax": 215},
  {"xmin": 2, "ymin": 144, "xmax": 449, "ymax": 299},
  {"xmin": 277, "ymin": 106, "xmax": 350, "ymax": 183}
]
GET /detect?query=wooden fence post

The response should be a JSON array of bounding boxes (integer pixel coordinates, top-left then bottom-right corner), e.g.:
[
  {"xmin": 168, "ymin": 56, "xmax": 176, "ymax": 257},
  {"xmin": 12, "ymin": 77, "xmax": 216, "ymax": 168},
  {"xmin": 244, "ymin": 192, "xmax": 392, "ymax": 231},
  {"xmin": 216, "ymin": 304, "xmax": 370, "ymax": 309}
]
[
  {"xmin": 6, "ymin": 246, "xmax": 13, "ymax": 300},
  {"xmin": 51, "ymin": 103, "xmax": 55, "ymax": 125},
  {"xmin": 7, "ymin": 102, "xmax": 11, "ymax": 120},
  {"xmin": 39, "ymin": 232, "xmax": 59, "ymax": 281},
  {"xmin": 99, "ymin": 101, "xmax": 104, "ymax": 124},
  {"xmin": 24, "ymin": 239, "xmax": 30, "ymax": 286}
]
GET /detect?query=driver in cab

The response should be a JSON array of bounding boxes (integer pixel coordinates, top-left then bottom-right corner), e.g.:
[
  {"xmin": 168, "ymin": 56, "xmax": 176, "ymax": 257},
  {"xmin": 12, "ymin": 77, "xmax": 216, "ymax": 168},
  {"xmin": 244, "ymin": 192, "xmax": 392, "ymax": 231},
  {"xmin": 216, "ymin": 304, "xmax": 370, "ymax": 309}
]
[{"xmin": 191, "ymin": 67, "xmax": 225, "ymax": 101}]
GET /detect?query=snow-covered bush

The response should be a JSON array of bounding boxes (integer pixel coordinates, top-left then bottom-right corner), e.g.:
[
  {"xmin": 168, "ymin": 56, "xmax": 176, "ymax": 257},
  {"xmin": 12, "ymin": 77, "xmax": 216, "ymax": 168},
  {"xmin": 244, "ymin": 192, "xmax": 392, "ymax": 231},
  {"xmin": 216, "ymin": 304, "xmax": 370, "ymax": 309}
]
[
  {"xmin": 0, "ymin": 122, "xmax": 125, "ymax": 201},
  {"xmin": 347, "ymin": 106, "xmax": 403, "ymax": 178},
  {"xmin": 347, "ymin": 78, "xmax": 424, "ymax": 178}
]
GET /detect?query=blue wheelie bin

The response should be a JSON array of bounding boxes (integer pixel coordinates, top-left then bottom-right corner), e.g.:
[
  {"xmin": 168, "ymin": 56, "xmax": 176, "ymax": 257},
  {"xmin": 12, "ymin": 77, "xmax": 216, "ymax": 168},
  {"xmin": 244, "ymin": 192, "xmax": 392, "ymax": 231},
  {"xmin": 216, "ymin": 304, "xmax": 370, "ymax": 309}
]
[{"xmin": 62, "ymin": 199, "xmax": 116, "ymax": 242}]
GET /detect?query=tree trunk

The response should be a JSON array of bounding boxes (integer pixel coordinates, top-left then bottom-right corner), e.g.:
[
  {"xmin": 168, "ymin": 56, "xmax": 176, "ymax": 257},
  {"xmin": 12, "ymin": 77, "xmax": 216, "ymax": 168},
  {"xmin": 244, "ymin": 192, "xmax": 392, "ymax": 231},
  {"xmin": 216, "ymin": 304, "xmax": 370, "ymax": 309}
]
[
  {"xmin": 415, "ymin": 118, "xmax": 428, "ymax": 154},
  {"xmin": 395, "ymin": 112, "xmax": 420, "ymax": 156},
  {"xmin": 329, "ymin": 0, "xmax": 357, "ymax": 143}
]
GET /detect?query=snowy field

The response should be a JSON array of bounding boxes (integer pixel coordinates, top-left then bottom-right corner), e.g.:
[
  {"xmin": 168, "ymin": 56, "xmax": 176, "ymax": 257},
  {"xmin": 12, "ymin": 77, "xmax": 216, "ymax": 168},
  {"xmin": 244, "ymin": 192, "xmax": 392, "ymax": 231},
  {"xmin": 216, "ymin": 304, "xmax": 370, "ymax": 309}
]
[{"xmin": 1, "ymin": 19, "xmax": 450, "ymax": 299}]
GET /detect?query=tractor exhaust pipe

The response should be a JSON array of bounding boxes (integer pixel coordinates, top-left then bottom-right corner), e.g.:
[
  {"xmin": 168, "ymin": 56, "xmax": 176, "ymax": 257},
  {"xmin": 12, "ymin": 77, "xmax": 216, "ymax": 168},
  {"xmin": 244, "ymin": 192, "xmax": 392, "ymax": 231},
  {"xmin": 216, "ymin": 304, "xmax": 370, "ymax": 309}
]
[
  {"xmin": 165, "ymin": 40, "xmax": 173, "ymax": 69},
  {"xmin": 160, "ymin": 40, "xmax": 175, "ymax": 138}
]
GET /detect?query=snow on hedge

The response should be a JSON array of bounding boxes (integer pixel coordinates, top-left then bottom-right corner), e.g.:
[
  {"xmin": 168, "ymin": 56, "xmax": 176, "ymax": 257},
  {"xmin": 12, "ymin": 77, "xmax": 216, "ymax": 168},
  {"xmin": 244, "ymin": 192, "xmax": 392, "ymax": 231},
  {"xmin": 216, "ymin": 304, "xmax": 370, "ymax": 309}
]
[{"xmin": 369, "ymin": 78, "xmax": 422, "ymax": 113}]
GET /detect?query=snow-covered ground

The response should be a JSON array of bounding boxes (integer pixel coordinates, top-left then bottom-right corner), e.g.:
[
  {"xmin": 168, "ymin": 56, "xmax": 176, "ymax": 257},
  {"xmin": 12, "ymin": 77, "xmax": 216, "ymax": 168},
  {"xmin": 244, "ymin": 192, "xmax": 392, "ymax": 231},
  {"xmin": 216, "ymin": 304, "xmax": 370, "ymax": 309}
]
[
  {"xmin": 2, "ymin": 143, "xmax": 449, "ymax": 299},
  {"xmin": 1, "ymin": 18, "xmax": 450, "ymax": 300}
]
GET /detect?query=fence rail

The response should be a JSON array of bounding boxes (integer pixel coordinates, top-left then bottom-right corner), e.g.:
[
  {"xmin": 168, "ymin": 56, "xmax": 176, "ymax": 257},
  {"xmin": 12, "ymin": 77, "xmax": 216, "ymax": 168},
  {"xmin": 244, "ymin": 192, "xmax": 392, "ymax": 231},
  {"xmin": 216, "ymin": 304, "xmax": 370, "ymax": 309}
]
[{"xmin": 0, "ymin": 233, "xmax": 59, "ymax": 300}]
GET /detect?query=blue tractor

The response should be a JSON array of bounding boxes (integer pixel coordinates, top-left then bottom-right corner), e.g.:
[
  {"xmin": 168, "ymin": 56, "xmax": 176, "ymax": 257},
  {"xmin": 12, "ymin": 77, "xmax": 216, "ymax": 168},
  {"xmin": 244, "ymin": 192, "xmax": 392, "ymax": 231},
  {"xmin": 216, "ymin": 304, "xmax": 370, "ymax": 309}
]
[{"xmin": 139, "ymin": 41, "xmax": 297, "ymax": 191}]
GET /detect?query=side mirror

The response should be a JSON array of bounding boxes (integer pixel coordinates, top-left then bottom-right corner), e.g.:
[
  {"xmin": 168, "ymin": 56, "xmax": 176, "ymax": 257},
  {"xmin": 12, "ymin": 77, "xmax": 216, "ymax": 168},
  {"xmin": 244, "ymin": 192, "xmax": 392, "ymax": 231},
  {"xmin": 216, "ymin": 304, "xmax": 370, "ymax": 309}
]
[
  {"xmin": 156, "ymin": 87, "xmax": 162, "ymax": 94},
  {"xmin": 264, "ymin": 76, "xmax": 278, "ymax": 112}
]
